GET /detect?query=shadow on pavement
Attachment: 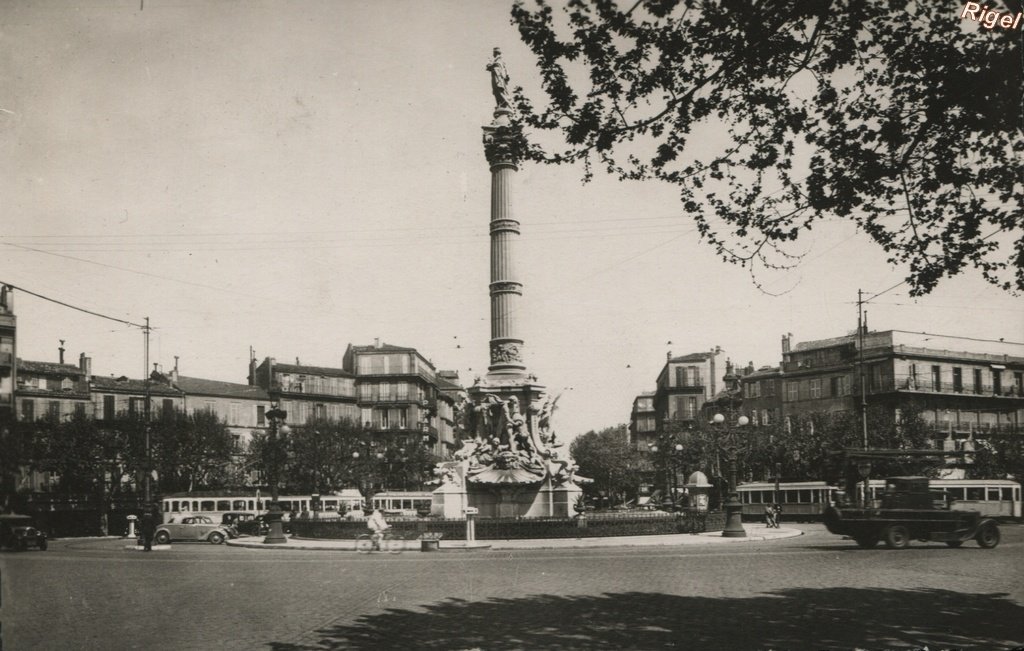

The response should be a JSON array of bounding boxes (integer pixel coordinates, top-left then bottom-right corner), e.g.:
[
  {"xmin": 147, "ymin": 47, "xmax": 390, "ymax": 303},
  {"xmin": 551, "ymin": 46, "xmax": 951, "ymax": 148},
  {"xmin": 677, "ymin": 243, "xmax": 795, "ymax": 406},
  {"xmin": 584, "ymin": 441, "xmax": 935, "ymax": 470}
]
[{"xmin": 267, "ymin": 587, "xmax": 1024, "ymax": 650}]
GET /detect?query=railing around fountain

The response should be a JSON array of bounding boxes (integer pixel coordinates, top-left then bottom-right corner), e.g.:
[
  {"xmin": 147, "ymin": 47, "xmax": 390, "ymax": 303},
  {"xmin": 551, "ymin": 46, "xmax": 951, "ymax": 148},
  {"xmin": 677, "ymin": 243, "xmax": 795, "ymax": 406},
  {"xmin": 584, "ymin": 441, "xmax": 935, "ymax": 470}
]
[{"xmin": 289, "ymin": 509, "xmax": 726, "ymax": 541}]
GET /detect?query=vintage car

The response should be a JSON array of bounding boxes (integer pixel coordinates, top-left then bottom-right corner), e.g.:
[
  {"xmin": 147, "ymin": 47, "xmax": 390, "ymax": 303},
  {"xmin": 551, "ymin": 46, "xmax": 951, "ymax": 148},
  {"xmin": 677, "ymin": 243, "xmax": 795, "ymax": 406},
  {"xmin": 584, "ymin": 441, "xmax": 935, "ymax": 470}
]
[
  {"xmin": 220, "ymin": 512, "xmax": 259, "ymax": 537},
  {"xmin": 154, "ymin": 515, "xmax": 232, "ymax": 544},
  {"xmin": 0, "ymin": 513, "xmax": 48, "ymax": 551},
  {"xmin": 824, "ymin": 476, "xmax": 1001, "ymax": 549}
]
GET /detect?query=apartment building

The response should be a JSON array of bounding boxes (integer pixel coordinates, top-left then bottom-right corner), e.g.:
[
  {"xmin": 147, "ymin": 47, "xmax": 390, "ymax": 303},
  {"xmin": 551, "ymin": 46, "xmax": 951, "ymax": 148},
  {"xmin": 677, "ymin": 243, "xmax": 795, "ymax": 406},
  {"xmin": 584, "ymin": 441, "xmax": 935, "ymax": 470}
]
[
  {"xmin": 628, "ymin": 392, "xmax": 657, "ymax": 451},
  {"xmin": 342, "ymin": 340, "xmax": 457, "ymax": 457},
  {"xmin": 652, "ymin": 349, "xmax": 721, "ymax": 430},
  {"xmin": 740, "ymin": 330, "xmax": 1024, "ymax": 443}
]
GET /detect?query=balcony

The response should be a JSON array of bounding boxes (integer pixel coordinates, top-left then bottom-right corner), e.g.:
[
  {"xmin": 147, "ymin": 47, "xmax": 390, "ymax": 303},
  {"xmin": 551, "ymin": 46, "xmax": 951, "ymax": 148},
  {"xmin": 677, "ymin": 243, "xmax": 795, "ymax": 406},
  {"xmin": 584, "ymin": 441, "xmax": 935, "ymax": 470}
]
[
  {"xmin": 891, "ymin": 376, "xmax": 1023, "ymax": 398},
  {"xmin": 271, "ymin": 382, "xmax": 356, "ymax": 399},
  {"xmin": 356, "ymin": 395, "xmax": 425, "ymax": 405}
]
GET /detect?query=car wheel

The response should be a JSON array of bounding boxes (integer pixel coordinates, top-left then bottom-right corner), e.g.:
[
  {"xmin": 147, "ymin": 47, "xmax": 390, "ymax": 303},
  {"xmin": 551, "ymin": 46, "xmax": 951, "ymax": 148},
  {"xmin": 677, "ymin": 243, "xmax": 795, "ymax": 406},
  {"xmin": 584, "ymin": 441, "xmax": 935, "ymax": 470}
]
[
  {"xmin": 975, "ymin": 523, "xmax": 1000, "ymax": 549},
  {"xmin": 853, "ymin": 534, "xmax": 878, "ymax": 549},
  {"xmin": 208, "ymin": 531, "xmax": 225, "ymax": 545},
  {"xmin": 945, "ymin": 540, "xmax": 963, "ymax": 548},
  {"xmin": 155, "ymin": 531, "xmax": 171, "ymax": 545},
  {"xmin": 883, "ymin": 525, "xmax": 910, "ymax": 549}
]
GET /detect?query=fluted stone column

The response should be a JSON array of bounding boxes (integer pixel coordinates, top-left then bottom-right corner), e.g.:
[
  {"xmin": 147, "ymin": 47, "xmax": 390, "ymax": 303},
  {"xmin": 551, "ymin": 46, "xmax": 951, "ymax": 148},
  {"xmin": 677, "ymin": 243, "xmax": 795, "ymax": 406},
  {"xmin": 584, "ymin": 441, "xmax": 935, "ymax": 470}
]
[{"xmin": 483, "ymin": 107, "xmax": 526, "ymax": 381}]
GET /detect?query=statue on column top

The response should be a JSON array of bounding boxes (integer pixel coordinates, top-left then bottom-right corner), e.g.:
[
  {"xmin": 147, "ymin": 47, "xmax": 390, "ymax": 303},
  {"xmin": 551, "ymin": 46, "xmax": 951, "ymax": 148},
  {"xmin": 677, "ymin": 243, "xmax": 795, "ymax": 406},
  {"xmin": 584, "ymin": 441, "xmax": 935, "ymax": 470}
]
[{"xmin": 487, "ymin": 47, "xmax": 513, "ymax": 111}]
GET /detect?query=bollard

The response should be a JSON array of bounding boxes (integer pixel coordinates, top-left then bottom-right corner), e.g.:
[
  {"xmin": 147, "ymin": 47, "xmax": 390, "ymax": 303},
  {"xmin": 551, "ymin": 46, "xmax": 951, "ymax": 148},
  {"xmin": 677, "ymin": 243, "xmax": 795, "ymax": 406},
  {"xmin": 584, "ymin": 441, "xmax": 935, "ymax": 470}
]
[
  {"xmin": 126, "ymin": 514, "xmax": 138, "ymax": 538},
  {"xmin": 464, "ymin": 506, "xmax": 478, "ymax": 543}
]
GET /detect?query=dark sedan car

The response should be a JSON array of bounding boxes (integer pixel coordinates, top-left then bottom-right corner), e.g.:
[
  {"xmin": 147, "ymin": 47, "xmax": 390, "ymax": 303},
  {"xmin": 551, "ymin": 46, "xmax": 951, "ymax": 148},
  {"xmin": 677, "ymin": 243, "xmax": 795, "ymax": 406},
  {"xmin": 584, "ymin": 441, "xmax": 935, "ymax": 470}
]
[{"xmin": 0, "ymin": 513, "xmax": 48, "ymax": 551}]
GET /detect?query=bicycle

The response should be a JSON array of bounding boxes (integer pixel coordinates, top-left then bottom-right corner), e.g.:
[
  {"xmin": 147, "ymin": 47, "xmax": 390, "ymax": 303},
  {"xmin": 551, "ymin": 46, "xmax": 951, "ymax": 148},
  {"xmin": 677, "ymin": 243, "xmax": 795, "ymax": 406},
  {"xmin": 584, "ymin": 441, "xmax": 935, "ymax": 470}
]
[{"xmin": 355, "ymin": 530, "xmax": 403, "ymax": 554}]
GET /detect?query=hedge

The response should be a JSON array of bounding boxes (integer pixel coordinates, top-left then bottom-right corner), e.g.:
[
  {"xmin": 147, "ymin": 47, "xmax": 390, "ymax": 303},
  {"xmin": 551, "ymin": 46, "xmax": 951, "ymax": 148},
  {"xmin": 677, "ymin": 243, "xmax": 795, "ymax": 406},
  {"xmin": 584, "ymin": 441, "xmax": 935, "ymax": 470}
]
[{"xmin": 289, "ymin": 509, "xmax": 726, "ymax": 541}]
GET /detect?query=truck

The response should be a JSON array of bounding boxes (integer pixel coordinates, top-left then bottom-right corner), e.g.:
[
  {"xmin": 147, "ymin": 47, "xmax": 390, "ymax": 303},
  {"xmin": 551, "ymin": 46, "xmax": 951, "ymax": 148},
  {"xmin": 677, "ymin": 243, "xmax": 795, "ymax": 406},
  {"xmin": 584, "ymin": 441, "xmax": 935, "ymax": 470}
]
[{"xmin": 823, "ymin": 476, "xmax": 1001, "ymax": 549}]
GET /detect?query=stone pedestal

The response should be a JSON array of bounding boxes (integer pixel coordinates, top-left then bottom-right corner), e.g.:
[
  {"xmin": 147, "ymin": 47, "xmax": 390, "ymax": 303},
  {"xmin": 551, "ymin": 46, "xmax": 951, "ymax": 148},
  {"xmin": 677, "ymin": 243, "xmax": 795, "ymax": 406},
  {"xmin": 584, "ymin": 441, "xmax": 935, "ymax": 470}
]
[{"xmin": 436, "ymin": 476, "xmax": 583, "ymax": 519}]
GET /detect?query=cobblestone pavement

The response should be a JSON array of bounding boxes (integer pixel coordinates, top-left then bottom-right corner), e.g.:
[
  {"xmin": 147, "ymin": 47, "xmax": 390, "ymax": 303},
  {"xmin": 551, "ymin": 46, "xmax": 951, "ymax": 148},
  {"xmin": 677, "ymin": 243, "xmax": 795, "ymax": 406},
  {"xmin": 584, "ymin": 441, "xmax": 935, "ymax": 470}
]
[{"xmin": 2, "ymin": 523, "xmax": 1022, "ymax": 650}]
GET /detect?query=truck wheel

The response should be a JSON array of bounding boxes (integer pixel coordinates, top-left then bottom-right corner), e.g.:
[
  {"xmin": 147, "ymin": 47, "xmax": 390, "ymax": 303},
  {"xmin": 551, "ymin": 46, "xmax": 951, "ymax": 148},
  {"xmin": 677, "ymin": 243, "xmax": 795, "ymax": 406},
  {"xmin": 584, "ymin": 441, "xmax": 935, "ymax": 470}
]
[
  {"xmin": 975, "ymin": 523, "xmax": 1000, "ymax": 549},
  {"xmin": 853, "ymin": 534, "xmax": 878, "ymax": 548},
  {"xmin": 883, "ymin": 525, "xmax": 910, "ymax": 549}
]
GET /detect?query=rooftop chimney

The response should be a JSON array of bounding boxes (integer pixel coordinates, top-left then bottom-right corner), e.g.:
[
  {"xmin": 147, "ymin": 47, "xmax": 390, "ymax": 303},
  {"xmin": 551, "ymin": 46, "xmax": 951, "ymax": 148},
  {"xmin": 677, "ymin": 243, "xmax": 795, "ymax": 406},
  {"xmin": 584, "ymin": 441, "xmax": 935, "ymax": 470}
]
[
  {"xmin": 172, "ymin": 356, "xmax": 179, "ymax": 382},
  {"xmin": 79, "ymin": 352, "xmax": 92, "ymax": 377},
  {"xmin": 374, "ymin": 338, "xmax": 381, "ymax": 349},
  {"xmin": 666, "ymin": 351, "xmax": 672, "ymax": 360},
  {"xmin": 59, "ymin": 340, "xmax": 65, "ymax": 364},
  {"xmin": 782, "ymin": 333, "xmax": 792, "ymax": 354}
]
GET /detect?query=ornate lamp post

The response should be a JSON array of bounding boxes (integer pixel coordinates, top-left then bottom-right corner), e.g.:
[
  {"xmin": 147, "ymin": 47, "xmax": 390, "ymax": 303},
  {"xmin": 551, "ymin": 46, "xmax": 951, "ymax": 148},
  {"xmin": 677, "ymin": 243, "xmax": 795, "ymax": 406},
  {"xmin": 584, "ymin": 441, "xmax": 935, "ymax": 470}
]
[
  {"xmin": 262, "ymin": 405, "xmax": 290, "ymax": 544},
  {"xmin": 713, "ymin": 412, "xmax": 749, "ymax": 538},
  {"xmin": 649, "ymin": 438, "xmax": 685, "ymax": 511}
]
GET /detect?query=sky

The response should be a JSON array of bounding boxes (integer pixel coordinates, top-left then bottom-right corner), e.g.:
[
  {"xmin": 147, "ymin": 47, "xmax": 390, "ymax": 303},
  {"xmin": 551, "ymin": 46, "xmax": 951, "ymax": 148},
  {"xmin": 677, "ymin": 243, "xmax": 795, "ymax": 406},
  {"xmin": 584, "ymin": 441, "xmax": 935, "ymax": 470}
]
[{"xmin": 1, "ymin": 0, "xmax": 1022, "ymax": 441}]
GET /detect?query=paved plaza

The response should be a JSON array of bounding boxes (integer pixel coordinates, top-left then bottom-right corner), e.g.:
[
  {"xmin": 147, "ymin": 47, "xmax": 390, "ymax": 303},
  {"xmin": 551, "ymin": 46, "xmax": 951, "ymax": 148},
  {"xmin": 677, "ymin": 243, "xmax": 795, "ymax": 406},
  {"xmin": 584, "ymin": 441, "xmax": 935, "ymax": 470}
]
[{"xmin": 2, "ymin": 523, "xmax": 1022, "ymax": 650}]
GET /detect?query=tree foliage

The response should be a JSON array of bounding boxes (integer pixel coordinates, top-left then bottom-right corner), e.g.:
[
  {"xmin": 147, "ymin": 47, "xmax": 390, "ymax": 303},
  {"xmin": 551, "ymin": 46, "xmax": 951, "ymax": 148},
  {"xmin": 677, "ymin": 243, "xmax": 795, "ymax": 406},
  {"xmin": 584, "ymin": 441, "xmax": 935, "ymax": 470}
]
[
  {"xmin": 511, "ymin": 0, "xmax": 1023, "ymax": 295},
  {"xmin": 151, "ymin": 409, "xmax": 237, "ymax": 493},
  {"xmin": 248, "ymin": 419, "xmax": 440, "ymax": 500},
  {"xmin": 570, "ymin": 424, "xmax": 646, "ymax": 503}
]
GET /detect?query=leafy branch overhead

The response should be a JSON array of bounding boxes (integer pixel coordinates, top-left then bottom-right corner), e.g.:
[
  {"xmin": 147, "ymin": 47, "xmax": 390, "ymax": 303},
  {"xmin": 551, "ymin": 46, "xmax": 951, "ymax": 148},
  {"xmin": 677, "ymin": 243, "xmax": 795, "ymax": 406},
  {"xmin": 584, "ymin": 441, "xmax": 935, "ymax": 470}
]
[{"xmin": 510, "ymin": 0, "xmax": 1023, "ymax": 295}]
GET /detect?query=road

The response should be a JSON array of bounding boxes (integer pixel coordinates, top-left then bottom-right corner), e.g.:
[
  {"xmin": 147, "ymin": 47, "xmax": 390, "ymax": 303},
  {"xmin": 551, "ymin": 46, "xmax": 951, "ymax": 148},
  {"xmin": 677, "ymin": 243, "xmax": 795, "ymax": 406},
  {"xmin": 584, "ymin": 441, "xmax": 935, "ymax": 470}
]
[{"xmin": 2, "ymin": 523, "xmax": 1022, "ymax": 650}]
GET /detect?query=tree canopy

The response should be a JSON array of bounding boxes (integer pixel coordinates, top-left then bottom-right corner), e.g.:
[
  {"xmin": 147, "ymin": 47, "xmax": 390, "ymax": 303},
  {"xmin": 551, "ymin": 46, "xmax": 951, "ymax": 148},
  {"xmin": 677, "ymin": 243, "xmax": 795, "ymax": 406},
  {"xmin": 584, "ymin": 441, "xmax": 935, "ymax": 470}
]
[
  {"xmin": 510, "ymin": 0, "xmax": 1023, "ymax": 295},
  {"xmin": 570, "ymin": 424, "xmax": 646, "ymax": 503}
]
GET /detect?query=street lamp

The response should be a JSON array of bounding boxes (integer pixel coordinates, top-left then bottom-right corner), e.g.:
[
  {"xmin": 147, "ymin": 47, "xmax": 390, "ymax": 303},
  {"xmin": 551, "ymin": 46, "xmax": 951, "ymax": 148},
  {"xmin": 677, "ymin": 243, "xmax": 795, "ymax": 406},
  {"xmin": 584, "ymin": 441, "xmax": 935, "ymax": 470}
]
[
  {"xmin": 714, "ymin": 412, "xmax": 749, "ymax": 538},
  {"xmin": 263, "ymin": 405, "xmax": 290, "ymax": 544}
]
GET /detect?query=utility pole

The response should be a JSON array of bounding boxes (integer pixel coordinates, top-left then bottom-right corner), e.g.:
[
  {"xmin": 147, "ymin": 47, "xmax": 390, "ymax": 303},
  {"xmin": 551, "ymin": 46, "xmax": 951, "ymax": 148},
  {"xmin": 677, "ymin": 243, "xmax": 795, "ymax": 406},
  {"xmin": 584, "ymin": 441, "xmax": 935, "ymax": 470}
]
[
  {"xmin": 143, "ymin": 316, "xmax": 151, "ymax": 505},
  {"xmin": 857, "ymin": 292, "xmax": 871, "ymax": 506},
  {"xmin": 857, "ymin": 291, "xmax": 868, "ymax": 450}
]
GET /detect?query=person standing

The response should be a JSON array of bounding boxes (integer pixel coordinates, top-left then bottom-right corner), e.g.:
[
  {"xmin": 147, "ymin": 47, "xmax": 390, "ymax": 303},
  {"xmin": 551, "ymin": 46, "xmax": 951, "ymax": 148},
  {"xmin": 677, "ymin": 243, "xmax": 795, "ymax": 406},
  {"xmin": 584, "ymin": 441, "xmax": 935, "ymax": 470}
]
[{"xmin": 140, "ymin": 506, "xmax": 157, "ymax": 551}]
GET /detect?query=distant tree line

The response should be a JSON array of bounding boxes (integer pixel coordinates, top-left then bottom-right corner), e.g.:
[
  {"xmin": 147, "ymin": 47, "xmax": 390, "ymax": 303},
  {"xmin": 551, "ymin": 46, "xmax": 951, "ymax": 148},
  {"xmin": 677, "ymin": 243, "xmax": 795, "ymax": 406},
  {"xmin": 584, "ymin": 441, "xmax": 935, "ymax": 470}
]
[
  {"xmin": 570, "ymin": 403, "xmax": 1023, "ymax": 508},
  {"xmin": 0, "ymin": 410, "xmax": 440, "ymax": 533}
]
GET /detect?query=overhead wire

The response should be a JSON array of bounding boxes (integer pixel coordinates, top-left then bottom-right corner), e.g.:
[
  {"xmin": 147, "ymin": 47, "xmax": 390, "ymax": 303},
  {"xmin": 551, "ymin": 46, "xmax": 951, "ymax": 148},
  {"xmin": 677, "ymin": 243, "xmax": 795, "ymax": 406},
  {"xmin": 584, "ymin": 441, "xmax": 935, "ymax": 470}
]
[{"xmin": 0, "ymin": 281, "xmax": 146, "ymax": 329}]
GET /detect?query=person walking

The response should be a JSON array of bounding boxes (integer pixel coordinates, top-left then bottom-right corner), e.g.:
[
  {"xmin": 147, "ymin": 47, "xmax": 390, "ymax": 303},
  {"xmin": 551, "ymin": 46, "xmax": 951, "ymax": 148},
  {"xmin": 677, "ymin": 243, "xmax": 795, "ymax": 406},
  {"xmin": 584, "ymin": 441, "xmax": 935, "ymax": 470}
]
[{"xmin": 763, "ymin": 503, "xmax": 777, "ymax": 528}]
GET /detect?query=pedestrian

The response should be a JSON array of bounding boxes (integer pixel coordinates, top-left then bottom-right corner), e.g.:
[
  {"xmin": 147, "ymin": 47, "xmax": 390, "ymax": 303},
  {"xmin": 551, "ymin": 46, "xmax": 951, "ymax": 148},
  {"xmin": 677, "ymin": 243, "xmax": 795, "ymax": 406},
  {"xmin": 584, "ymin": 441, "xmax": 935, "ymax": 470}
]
[
  {"xmin": 140, "ymin": 506, "xmax": 157, "ymax": 551},
  {"xmin": 764, "ymin": 502, "xmax": 776, "ymax": 528},
  {"xmin": 772, "ymin": 502, "xmax": 783, "ymax": 527}
]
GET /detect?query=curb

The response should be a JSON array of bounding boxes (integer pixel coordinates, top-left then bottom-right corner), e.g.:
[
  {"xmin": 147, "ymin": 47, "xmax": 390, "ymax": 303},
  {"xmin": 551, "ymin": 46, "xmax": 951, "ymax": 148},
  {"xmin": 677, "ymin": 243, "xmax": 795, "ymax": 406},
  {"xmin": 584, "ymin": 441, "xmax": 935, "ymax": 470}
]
[{"xmin": 224, "ymin": 528, "xmax": 802, "ymax": 551}]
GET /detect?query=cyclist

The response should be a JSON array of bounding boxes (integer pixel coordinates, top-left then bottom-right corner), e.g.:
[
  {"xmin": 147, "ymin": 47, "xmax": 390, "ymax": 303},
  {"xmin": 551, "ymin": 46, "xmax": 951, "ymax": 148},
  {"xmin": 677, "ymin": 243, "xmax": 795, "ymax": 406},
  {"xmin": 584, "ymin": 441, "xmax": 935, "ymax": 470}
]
[{"xmin": 367, "ymin": 509, "xmax": 391, "ymax": 551}]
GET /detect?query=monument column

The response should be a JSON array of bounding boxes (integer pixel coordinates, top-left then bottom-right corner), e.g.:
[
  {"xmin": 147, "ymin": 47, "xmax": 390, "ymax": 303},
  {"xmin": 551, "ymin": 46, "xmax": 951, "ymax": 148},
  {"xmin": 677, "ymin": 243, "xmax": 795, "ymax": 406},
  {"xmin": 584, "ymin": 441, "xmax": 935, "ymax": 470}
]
[{"xmin": 481, "ymin": 48, "xmax": 529, "ymax": 383}]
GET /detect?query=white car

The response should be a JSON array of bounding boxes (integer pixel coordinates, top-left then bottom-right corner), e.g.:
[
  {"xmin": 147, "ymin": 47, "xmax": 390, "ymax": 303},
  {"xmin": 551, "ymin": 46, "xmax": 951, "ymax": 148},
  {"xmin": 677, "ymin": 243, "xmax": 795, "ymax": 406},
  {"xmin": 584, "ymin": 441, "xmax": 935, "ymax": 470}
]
[{"xmin": 154, "ymin": 515, "xmax": 232, "ymax": 544}]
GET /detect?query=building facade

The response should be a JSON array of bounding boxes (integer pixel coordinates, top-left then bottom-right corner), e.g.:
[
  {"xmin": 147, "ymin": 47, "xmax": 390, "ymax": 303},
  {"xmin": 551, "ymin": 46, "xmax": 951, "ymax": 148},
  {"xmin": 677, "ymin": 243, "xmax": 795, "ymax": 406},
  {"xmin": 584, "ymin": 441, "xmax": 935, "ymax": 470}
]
[
  {"xmin": 739, "ymin": 330, "xmax": 1024, "ymax": 444},
  {"xmin": 652, "ymin": 349, "xmax": 721, "ymax": 431},
  {"xmin": 342, "ymin": 341, "xmax": 457, "ymax": 457},
  {"xmin": 250, "ymin": 357, "xmax": 359, "ymax": 428},
  {"xmin": 628, "ymin": 392, "xmax": 657, "ymax": 451}
]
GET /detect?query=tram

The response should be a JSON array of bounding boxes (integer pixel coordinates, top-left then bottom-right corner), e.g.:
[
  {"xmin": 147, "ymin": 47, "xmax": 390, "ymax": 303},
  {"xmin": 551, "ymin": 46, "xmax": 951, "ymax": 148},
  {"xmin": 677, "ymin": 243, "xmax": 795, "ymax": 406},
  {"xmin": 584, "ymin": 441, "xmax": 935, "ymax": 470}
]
[
  {"xmin": 737, "ymin": 481, "xmax": 837, "ymax": 521},
  {"xmin": 370, "ymin": 491, "xmax": 433, "ymax": 517},
  {"xmin": 737, "ymin": 478, "xmax": 1021, "ymax": 522},
  {"xmin": 868, "ymin": 478, "xmax": 1021, "ymax": 519},
  {"xmin": 159, "ymin": 490, "xmax": 365, "ymax": 524}
]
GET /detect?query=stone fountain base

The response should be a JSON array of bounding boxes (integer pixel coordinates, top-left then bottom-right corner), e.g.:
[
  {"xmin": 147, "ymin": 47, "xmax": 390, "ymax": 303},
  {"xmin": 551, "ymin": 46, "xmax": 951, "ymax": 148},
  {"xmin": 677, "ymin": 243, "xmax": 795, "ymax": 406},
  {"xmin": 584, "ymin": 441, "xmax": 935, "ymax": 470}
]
[{"xmin": 433, "ymin": 476, "xmax": 582, "ymax": 519}]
